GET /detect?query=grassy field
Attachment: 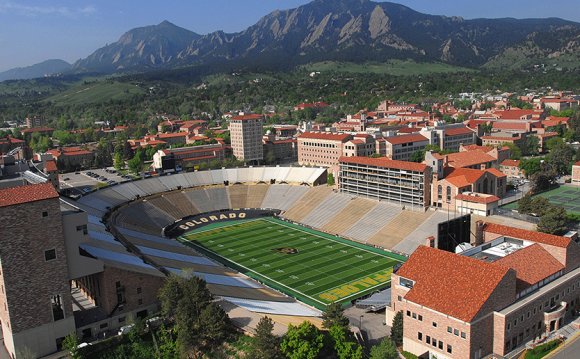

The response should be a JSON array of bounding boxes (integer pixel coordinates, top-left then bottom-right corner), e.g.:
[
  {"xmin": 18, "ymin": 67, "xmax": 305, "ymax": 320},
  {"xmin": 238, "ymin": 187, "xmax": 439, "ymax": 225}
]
[
  {"xmin": 501, "ymin": 185, "xmax": 580, "ymax": 215},
  {"xmin": 304, "ymin": 60, "xmax": 476, "ymax": 75},
  {"xmin": 45, "ymin": 79, "xmax": 145, "ymax": 105},
  {"xmin": 179, "ymin": 217, "xmax": 404, "ymax": 309}
]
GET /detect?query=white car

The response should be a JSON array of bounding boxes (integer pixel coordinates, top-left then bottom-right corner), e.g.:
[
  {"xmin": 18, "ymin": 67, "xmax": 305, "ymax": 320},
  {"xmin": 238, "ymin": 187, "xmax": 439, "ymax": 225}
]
[{"xmin": 118, "ymin": 324, "xmax": 135, "ymax": 335}]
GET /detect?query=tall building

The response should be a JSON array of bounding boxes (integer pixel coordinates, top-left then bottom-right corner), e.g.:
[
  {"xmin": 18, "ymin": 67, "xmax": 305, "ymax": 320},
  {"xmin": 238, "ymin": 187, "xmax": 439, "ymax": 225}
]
[
  {"xmin": 0, "ymin": 183, "xmax": 75, "ymax": 357},
  {"xmin": 229, "ymin": 114, "xmax": 264, "ymax": 163}
]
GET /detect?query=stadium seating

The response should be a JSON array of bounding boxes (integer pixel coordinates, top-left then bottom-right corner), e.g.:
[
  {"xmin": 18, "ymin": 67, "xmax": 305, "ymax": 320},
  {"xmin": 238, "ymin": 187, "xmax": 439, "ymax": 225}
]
[
  {"xmin": 321, "ymin": 197, "xmax": 378, "ymax": 235},
  {"xmin": 184, "ymin": 189, "xmax": 213, "ymax": 213},
  {"xmin": 146, "ymin": 195, "xmax": 188, "ymax": 220},
  {"xmin": 228, "ymin": 185, "xmax": 249, "ymax": 209},
  {"xmin": 205, "ymin": 187, "xmax": 230, "ymax": 211},
  {"xmin": 299, "ymin": 192, "xmax": 354, "ymax": 229},
  {"xmin": 282, "ymin": 186, "xmax": 334, "ymax": 222},
  {"xmin": 245, "ymin": 184, "xmax": 269, "ymax": 208},
  {"xmin": 260, "ymin": 185, "xmax": 310, "ymax": 210},
  {"xmin": 163, "ymin": 191, "xmax": 199, "ymax": 217},
  {"xmin": 394, "ymin": 211, "xmax": 449, "ymax": 254},
  {"xmin": 343, "ymin": 202, "xmax": 402, "ymax": 242},
  {"xmin": 366, "ymin": 210, "xmax": 432, "ymax": 248}
]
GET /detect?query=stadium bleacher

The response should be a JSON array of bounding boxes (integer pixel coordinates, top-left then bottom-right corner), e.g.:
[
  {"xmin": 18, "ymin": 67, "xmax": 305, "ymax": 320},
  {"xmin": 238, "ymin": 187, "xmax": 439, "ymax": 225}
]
[
  {"xmin": 205, "ymin": 186, "xmax": 230, "ymax": 211},
  {"xmin": 227, "ymin": 185, "xmax": 249, "ymax": 209},
  {"xmin": 343, "ymin": 202, "xmax": 403, "ymax": 243},
  {"xmin": 282, "ymin": 186, "xmax": 334, "ymax": 222},
  {"xmin": 299, "ymin": 193, "xmax": 354, "ymax": 229},
  {"xmin": 321, "ymin": 197, "xmax": 378, "ymax": 235},
  {"xmin": 260, "ymin": 184, "xmax": 309, "ymax": 210},
  {"xmin": 366, "ymin": 210, "xmax": 433, "ymax": 248},
  {"xmin": 245, "ymin": 184, "xmax": 269, "ymax": 208}
]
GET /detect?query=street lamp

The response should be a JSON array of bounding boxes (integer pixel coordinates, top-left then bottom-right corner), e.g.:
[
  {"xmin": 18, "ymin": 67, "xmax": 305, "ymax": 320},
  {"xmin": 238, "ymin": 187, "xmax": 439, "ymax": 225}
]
[{"xmin": 359, "ymin": 315, "xmax": 364, "ymax": 330}]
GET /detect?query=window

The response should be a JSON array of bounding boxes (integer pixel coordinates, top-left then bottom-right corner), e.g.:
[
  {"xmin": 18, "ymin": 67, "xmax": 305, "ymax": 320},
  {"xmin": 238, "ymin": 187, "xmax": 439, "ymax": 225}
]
[
  {"xmin": 418, "ymin": 332, "xmax": 423, "ymax": 341},
  {"xmin": 118, "ymin": 317, "xmax": 126, "ymax": 323},
  {"xmin": 51, "ymin": 294, "xmax": 64, "ymax": 321},
  {"xmin": 406, "ymin": 310, "xmax": 411, "ymax": 317},
  {"xmin": 418, "ymin": 315, "xmax": 423, "ymax": 321},
  {"xmin": 398, "ymin": 295, "xmax": 402, "ymax": 302},
  {"xmin": 138, "ymin": 298, "xmax": 143, "ymax": 305},
  {"xmin": 42, "ymin": 211, "xmax": 48, "ymax": 217},
  {"xmin": 116, "ymin": 281, "xmax": 121, "ymax": 289},
  {"xmin": 454, "ymin": 329, "xmax": 459, "ymax": 336},
  {"xmin": 446, "ymin": 186, "xmax": 451, "ymax": 202},
  {"xmin": 426, "ymin": 336, "xmax": 431, "ymax": 345},
  {"xmin": 438, "ymin": 341, "xmax": 443, "ymax": 350},
  {"xmin": 412, "ymin": 313, "xmax": 417, "ymax": 319},
  {"xmin": 44, "ymin": 249, "xmax": 57, "ymax": 261},
  {"xmin": 507, "ymin": 323, "xmax": 511, "ymax": 331},
  {"xmin": 461, "ymin": 332, "xmax": 466, "ymax": 339},
  {"xmin": 137, "ymin": 287, "xmax": 142, "ymax": 294},
  {"xmin": 99, "ymin": 323, "xmax": 108, "ymax": 329},
  {"xmin": 432, "ymin": 339, "xmax": 437, "ymax": 347},
  {"xmin": 432, "ymin": 322, "xmax": 437, "ymax": 327},
  {"xmin": 447, "ymin": 344, "xmax": 452, "ymax": 354}
]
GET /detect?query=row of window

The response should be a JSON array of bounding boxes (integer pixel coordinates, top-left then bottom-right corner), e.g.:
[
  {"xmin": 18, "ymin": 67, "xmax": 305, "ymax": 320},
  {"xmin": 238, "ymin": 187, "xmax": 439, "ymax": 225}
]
[
  {"xmin": 417, "ymin": 332, "xmax": 453, "ymax": 354},
  {"xmin": 446, "ymin": 325, "xmax": 467, "ymax": 339},
  {"xmin": 300, "ymin": 142, "xmax": 339, "ymax": 148}
]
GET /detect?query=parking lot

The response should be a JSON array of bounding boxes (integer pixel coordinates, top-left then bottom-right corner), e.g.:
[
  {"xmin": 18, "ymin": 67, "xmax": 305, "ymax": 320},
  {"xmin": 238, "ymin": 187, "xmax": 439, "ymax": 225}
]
[{"xmin": 60, "ymin": 167, "xmax": 133, "ymax": 196}]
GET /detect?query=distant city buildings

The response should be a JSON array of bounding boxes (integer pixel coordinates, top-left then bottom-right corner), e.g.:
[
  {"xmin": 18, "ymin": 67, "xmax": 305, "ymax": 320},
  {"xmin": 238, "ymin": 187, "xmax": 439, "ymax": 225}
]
[{"xmin": 229, "ymin": 113, "xmax": 264, "ymax": 164}]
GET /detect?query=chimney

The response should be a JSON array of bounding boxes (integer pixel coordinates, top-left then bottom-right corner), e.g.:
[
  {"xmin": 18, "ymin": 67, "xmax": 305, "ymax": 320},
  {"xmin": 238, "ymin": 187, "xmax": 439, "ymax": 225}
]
[
  {"xmin": 474, "ymin": 220, "xmax": 485, "ymax": 246},
  {"xmin": 426, "ymin": 236, "xmax": 436, "ymax": 248}
]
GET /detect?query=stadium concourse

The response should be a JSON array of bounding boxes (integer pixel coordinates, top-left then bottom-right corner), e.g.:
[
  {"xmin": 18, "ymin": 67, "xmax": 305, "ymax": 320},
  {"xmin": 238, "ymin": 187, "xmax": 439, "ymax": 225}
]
[{"xmin": 74, "ymin": 166, "xmax": 446, "ymax": 322}]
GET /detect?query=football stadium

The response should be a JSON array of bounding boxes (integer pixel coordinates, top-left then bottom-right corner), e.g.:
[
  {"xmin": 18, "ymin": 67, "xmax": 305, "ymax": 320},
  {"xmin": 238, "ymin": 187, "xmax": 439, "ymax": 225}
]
[{"xmin": 73, "ymin": 166, "xmax": 419, "ymax": 318}]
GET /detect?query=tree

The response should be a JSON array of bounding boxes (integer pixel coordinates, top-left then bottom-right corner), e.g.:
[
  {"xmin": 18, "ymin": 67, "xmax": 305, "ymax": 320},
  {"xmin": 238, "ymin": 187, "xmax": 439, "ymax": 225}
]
[
  {"xmin": 157, "ymin": 324, "xmax": 178, "ymax": 359},
  {"xmin": 538, "ymin": 206, "xmax": 568, "ymax": 235},
  {"xmin": 128, "ymin": 149, "xmax": 144, "ymax": 175},
  {"xmin": 265, "ymin": 149, "xmax": 276, "ymax": 165},
  {"xmin": 546, "ymin": 143, "xmax": 575, "ymax": 175},
  {"xmin": 522, "ymin": 136, "xmax": 540, "ymax": 156},
  {"xmin": 158, "ymin": 275, "xmax": 230, "ymax": 357},
  {"xmin": 113, "ymin": 151, "xmax": 124, "ymax": 171},
  {"xmin": 530, "ymin": 170, "xmax": 557, "ymax": 193},
  {"xmin": 502, "ymin": 142, "xmax": 521, "ymax": 160},
  {"xmin": 249, "ymin": 316, "xmax": 282, "ymax": 359},
  {"xmin": 519, "ymin": 196, "xmax": 552, "ymax": 216},
  {"xmin": 62, "ymin": 333, "xmax": 81, "ymax": 359},
  {"xmin": 519, "ymin": 157, "xmax": 543, "ymax": 178},
  {"xmin": 281, "ymin": 321, "xmax": 325, "ymax": 359},
  {"xmin": 391, "ymin": 311, "xmax": 403, "ymax": 347},
  {"xmin": 410, "ymin": 150, "xmax": 425, "ymax": 163},
  {"xmin": 517, "ymin": 195, "xmax": 533, "ymax": 214},
  {"xmin": 328, "ymin": 325, "xmax": 363, "ymax": 359},
  {"xmin": 546, "ymin": 137, "xmax": 565, "ymax": 152},
  {"xmin": 370, "ymin": 337, "xmax": 398, "ymax": 359},
  {"xmin": 322, "ymin": 302, "xmax": 350, "ymax": 329},
  {"xmin": 327, "ymin": 172, "xmax": 335, "ymax": 186}
]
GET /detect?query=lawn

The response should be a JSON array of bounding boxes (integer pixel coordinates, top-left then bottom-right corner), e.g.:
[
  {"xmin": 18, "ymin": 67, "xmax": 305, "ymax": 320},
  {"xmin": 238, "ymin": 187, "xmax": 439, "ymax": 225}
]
[
  {"xmin": 304, "ymin": 60, "xmax": 476, "ymax": 75},
  {"xmin": 45, "ymin": 80, "xmax": 145, "ymax": 105},
  {"xmin": 179, "ymin": 217, "xmax": 404, "ymax": 310},
  {"xmin": 501, "ymin": 185, "xmax": 580, "ymax": 215}
]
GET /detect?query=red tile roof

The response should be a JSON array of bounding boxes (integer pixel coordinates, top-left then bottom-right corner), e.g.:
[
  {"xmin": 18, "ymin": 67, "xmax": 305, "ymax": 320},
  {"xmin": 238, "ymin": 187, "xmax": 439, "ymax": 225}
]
[
  {"xmin": 45, "ymin": 160, "xmax": 58, "ymax": 172},
  {"xmin": 446, "ymin": 150, "xmax": 497, "ymax": 168},
  {"xmin": 455, "ymin": 193, "xmax": 500, "ymax": 204},
  {"xmin": 483, "ymin": 223, "xmax": 571, "ymax": 248},
  {"xmin": 298, "ymin": 132, "xmax": 352, "ymax": 142},
  {"xmin": 397, "ymin": 127, "xmax": 421, "ymax": 134},
  {"xmin": 21, "ymin": 127, "xmax": 54, "ymax": 134},
  {"xmin": 397, "ymin": 246, "xmax": 512, "ymax": 322},
  {"xmin": 444, "ymin": 167, "xmax": 486, "ymax": 188},
  {"xmin": 492, "ymin": 122, "xmax": 530, "ymax": 131},
  {"xmin": 230, "ymin": 114, "xmax": 264, "ymax": 121},
  {"xmin": 157, "ymin": 132, "xmax": 187, "ymax": 139},
  {"xmin": 461, "ymin": 144, "xmax": 494, "ymax": 153},
  {"xmin": 481, "ymin": 135, "xmax": 522, "ymax": 141},
  {"xmin": 444, "ymin": 126, "xmax": 474, "ymax": 136},
  {"xmin": 0, "ymin": 183, "xmax": 59, "ymax": 208},
  {"xmin": 485, "ymin": 168, "xmax": 507, "ymax": 178},
  {"xmin": 495, "ymin": 244, "xmax": 564, "ymax": 292},
  {"xmin": 339, "ymin": 156, "xmax": 428, "ymax": 172},
  {"xmin": 385, "ymin": 133, "xmax": 428, "ymax": 145},
  {"xmin": 493, "ymin": 109, "xmax": 535, "ymax": 119},
  {"xmin": 501, "ymin": 159, "xmax": 520, "ymax": 167}
]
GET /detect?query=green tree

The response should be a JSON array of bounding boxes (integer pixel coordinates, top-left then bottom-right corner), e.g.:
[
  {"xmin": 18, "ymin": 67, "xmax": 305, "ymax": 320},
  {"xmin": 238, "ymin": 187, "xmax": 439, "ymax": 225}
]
[
  {"xmin": 517, "ymin": 195, "xmax": 533, "ymax": 214},
  {"xmin": 502, "ymin": 142, "xmax": 522, "ymax": 160},
  {"xmin": 519, "ymin": 158, "xmax": 543, "ymax": 177},
  {"xmin": 281, "ymin": 321, "xmax": 325, "ymax": 359},
  {"xmin": 322, "ymin": 302, "xmax": 350, "ymax": 330},
  {"xmin": 370, "ymin": 337, "xmax": 398, "ymax": 359},
  {"xmin": 62, "ymin": 333, "xmax": 81, "ymax": 359},
  {"xmin": 128, "ymin": 149, "xmax": 144, "ymax": 175},
  {"xmin": 157, "ymin": 325, "xmax": 178, "ymax": 359},
  {"xmin": 113, "ymin": 151, "xmax": 124, "ymax": 171},
  {"xmin": 265, "ymin": 149, "xmax": 276, "ymax": 165},
  {"xmin": 538, "ymin": 206, "xmax": 568, "ymax": 235},
  {"xmin": 328, "ymin": 325, "xmax": 363, "ymax": 359},
  {"xmin": 530, "ymin": 170, "xmax": 557, "ymax": 193},
  {"xmin": 327, "ymin": 172, "xmax": 335, "ymax": 186},
  {"xmin": 409, "ymin": 150, "xmax": 425, "ymax": 163},
  {"xmin": 391, "ymin": 311, "xmax": 403, "ymax": 347},
  {"xmin": 546, "ymin": 137, "xmax": 564, "ymax": 152},
  {"xmin": 249, "ymin": 316, "xmax": 282, "ymax": 359},
  {"xmin": 522, "ymin": 136, "xmax": 540, "ymax": 156},
  {"xmin": 158, "ymin": 275, "xmax": 230, "ymax": 357},
  {"xmin": 546, "ymin": 143, "xmax": 575, "ymax": 175}
]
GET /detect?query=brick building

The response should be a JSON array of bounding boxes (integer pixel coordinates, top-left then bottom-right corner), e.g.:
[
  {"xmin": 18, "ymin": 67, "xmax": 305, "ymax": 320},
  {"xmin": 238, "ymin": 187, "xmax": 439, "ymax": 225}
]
[
  {"xmin": 572, "ymin": 161, "xmax": 580, "ymax": 186},
  {"xmin": 229, "ymin": 114, "xmax": 264, "ymax": 163},
  {"xmin": 386, "ymin": 223, "xmax": 580, "ymax": 359},
  {"xmin": 383, "ymin": 134, "xmax": 429, "ymax": 161},
  {"xmin": 0, "ymin": 183, "xmax": 75, "ymax": 357},
  {"xmin": 297, "ymin": 132, "xmax": 352, "ymax": 168},
  {"xmin": 152, "ymin": 144, "xmax": 227, "ymax": 171},
  {"xmin": 500, "ymin": 159, "xmax": 525, "ymax": 179}
]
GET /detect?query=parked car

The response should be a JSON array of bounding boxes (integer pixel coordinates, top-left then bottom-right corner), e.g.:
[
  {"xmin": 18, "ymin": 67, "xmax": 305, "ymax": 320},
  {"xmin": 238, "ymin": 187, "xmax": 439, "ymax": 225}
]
[{"xmin": 118, "ymin": 324, "xmax": 135, "ymax": 336}]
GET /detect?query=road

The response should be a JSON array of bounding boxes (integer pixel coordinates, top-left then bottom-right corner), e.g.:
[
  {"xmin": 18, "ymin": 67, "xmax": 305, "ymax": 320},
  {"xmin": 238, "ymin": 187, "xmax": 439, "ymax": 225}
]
[{"xmin": 547, "ymin": 334, "xmax": 580, "ymax": 359}]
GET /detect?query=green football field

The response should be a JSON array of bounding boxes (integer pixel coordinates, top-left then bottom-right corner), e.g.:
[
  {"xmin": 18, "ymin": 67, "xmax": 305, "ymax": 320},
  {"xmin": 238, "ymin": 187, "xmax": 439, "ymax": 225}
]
[
  {"xmin": 179, "ymin": 217, "xmax": 404, "ymax": 309},
  {"xmin": 501, "ymin": 185, "xmax": 580, "ymax": 215}
]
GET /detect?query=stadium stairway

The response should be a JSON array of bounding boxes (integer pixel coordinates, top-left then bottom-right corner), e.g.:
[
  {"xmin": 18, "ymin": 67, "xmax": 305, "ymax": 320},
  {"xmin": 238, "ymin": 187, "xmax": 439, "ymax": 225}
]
[
  {"xmin": 366, "ymin": 210, "xmax": 433, "ymax": 249},
  {"xmin": 282, "ymin": 186, "xmax": 334, "ymax": 222},
  {"xmin": 393, "ymin": 211, "xmax": 449, "ymax": 255},
  {"xmin": 321, "ymin": 197, "xmax": 378, "ymax": 235}
]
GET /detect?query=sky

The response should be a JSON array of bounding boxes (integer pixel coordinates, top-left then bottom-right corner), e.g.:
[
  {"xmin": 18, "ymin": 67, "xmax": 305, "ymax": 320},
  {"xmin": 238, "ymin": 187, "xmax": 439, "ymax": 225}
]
[{"xmin": 0, "ymin": 0, "xmax": 579, "ymax": 72}]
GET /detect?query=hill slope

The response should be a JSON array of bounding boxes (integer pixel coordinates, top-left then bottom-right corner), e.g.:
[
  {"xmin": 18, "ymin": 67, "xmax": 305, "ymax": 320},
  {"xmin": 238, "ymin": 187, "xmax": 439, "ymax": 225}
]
[{"xmin": 0, "ymin": 59, "xmax": 71, "ymax": 82}]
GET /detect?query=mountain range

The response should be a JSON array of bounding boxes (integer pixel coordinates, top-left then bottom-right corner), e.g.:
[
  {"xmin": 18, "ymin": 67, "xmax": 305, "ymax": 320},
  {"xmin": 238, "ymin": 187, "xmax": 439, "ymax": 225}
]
[
  {"xmin": 3, "ymin": 0, "xmax": 580, "ymax": 81},
  {"xmin": 0, "ymin": 59, "xmax": 71, "ymax": 82}
]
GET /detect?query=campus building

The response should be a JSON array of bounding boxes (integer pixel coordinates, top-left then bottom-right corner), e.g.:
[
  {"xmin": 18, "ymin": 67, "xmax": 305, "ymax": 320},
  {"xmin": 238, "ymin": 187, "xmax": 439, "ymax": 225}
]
[
  {"xmin": 386, "ymin": 223, "xmax": 580, "ymax": 359},
  {"xmin": 572, "ymin": 161, "xmax": 580, "ymax": 186},
  {"xmin": 338, "ymin": 156, "xmax": 431, "ymax": 209},
  {"xmin": 297, "ymin": 132, "xmax": 352, "ymax": 168},
  {"xmin": 383, "ymin": 134, "xmax": 429, "ymax": 161},
  {"xmin": 229, "ymin": 114, "xmax": 264, "ymax": 163},
  {"xmin": 152, "ymin": 144, "xmax": 227, "ymax": 171}
]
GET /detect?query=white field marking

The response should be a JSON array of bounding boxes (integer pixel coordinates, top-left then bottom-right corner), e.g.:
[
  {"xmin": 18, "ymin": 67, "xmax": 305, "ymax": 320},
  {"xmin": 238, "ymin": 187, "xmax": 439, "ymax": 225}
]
[
  {"xmin": 182, "ymin": 218, "xmax": 401, "ymax": 304},
  {"xmin": 312, "ymin": 277, "xmax": 393, "ymax": 304},
  {"xmin": 180, "ymin": 218, "xmax": 263, "ymax": 239},
  {"xmin": 183, "ymin": 239, "xmax": 327, "ymax": 306},
  {"xmin": 264, "ymin": 218, "xmax": 404, "ymax": 263}
]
